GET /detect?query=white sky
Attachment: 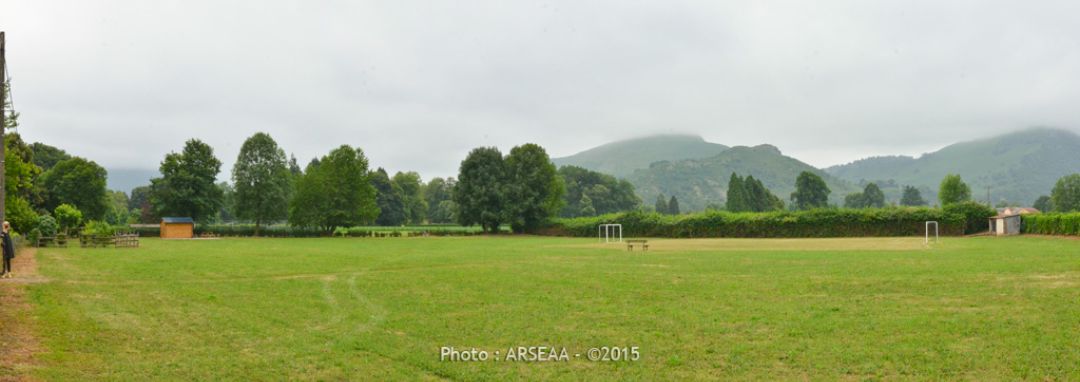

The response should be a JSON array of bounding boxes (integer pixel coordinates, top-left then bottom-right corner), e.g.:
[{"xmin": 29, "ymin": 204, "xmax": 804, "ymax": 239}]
[{"xmin": 4, "ymin": 0, "xmax": 1080, "ymax": 179}]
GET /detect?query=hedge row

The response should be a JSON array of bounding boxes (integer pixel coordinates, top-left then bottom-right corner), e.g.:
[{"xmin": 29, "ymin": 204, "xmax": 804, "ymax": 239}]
[
  {"xmin": 1021, "ymin": 213, "xmax": 1080, "ymax": 236},
  {"xmin": 129, "ymin": 224, "xmax": 502, "ymax": 238},
  {"xmin": 545, "ymin": 204, "xmax": 994, "ymax": 238}
]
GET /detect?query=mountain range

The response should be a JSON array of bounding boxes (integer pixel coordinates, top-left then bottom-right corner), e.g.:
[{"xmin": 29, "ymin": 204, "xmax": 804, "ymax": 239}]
[{"xmin": 554, "ymin": 127, "xmax": 1080, "ymax": 211}]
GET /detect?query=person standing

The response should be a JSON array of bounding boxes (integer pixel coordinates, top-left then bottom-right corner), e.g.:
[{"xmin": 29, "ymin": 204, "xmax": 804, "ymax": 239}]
[{"xmin": 2, "ymin": 221, "xmax": 14, "ymax": 278}]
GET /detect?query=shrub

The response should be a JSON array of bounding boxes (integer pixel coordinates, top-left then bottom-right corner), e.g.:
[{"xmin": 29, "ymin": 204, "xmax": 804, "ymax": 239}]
[
  {"xmin": 37, "ymin": 215, "xmax": 59, "ymax": 238},
  {"xmin": 80, "ymin": 221, "xmax": 116, "ymax": 237},
  {"xmin": 55, "ymin": 204, "xmax": 83, "ymax": 235},
  {"xmin": 942, "ymin": 201, "xmax": 996, "ymax": 234},
  {"xmin": 545, "ymin": 207, "xmax": 969, "ymax": 238},
  {"xmin": 1022, "ymin": 213, "xmax": 1080, "ymax": 236},
  {"xmin": 6, "ymin": 197, "xmax": 39, "ymax": 234}
]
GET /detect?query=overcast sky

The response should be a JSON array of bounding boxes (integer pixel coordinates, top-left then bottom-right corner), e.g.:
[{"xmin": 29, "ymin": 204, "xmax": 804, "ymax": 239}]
[{"xmin": 4, "ymin": 0, "xmax": 1080, "ymax": 180}]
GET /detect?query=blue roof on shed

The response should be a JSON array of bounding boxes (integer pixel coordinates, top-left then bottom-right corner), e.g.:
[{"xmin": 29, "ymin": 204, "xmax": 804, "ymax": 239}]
[{"xmin": 162, "ymin": 217, "xmax": 194, "ymax": 224}]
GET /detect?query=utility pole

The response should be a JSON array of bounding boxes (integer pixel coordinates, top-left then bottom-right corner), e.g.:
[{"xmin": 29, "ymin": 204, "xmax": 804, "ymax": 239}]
[{"xmin": 1, "ymin": 31, "xmax": 6, "ymax": 224}]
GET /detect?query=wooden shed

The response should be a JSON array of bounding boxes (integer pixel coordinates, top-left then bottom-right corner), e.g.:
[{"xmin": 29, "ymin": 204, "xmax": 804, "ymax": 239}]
[
  {"xmin": 988, "ymin": 207, "xmax": 1039, "ymax": 236},
  {"xmin": 160, "ymin": 217, "xmax": 195, "ymax": 239}
]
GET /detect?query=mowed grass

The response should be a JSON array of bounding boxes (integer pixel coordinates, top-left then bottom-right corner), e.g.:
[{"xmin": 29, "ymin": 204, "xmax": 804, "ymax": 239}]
[{"xmin": 27, "ymin": 236, "xmax": 1080, "ymax": 380}]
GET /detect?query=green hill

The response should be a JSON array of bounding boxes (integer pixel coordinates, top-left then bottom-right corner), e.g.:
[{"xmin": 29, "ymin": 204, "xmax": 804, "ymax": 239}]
[
  {"xmin": 825, "ymin": 128, "xmax": 1080, "ymax": 206},
  {"xmin": 627, "ymin": 145, "xmax": 859, "ymax": 211},
  {"xmin": 552, "ymin": 134, "xmax": 728, "ymax": 177}
]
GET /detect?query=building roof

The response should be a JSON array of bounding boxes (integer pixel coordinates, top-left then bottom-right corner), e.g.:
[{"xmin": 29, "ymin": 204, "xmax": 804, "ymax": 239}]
[{"xmin": 161, "ymin": 217, "xmax": 195, "ymax": 224}]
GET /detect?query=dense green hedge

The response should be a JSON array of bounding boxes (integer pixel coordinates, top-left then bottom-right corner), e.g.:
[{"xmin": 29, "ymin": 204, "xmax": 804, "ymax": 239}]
[
  {"xmin": 129, "ymin": 224, "xmax": 504, "ymax": 238},
  {"xmin": 546, "ymin": 205, "xmax": 994, "ymax": 238},
  {"xmin": 1021, "ymin": 213, "xmax": 1080, "ymax": 236}
]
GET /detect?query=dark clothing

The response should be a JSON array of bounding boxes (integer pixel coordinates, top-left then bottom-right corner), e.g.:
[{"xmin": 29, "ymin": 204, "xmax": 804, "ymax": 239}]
[
  {"xmin": 1, "ymin": 232, "xmax": 13, "ymax": 260},
  {"xmin": 2, "ymin": 257, "xmax": 9, "ymax": 274}
]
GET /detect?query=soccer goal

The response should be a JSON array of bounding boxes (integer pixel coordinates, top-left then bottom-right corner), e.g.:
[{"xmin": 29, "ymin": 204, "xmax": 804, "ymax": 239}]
[
  {"xmin": 598, "ymin": 224, "xmax": 623, "ymax": 243},
  {"xmin": 925, "ymin": 221, "xmax": 939, "ymax": 244}
]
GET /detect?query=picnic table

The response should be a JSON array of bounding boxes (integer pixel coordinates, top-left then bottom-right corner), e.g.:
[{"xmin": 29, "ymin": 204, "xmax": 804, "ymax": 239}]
[{"xmin": 626, "ymin": 239, "xmax": 649, "ymax": 252}]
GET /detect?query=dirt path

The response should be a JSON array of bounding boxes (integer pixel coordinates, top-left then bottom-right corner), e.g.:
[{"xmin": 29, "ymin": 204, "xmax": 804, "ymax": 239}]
[{"xmin": 0, "ymin": 248, "xmax": 45, "ymax": 381}]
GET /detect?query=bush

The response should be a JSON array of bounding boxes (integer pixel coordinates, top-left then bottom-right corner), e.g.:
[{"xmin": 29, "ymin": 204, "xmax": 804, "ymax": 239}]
[
  {"xmin": 545, "ymin": 207, "xmax": 970, "ymax": 238},
  {"xmin": 27, "ymin": 228, "xmax": 41, "ymax": 247},
  {"xmin": 80, "ymin": 220, "xmax": 117, "ymax": 237},
  {"xmin": 55, "ymin": 204, "xmax": 83, "ymax": 235},
  {"xmin": 1022, "ymin": 213, "xmax": 1080, "ymax": 236},
  {"xmin": 37, "ymin": 215, "xmax": 59, "ymax": 238},
  {"xmin": 6, "ymin": 197, "xmax": 39, "ymax": 234},
  {"xmin": 942, "ymin": 201, "xmax": 997, "ymax": 235}
]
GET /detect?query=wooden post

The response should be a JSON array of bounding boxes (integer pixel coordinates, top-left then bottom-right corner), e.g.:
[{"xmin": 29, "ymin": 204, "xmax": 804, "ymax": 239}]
[{"xmin": 0, "ymin": 31, "xmax": 7, "ymax": 224}]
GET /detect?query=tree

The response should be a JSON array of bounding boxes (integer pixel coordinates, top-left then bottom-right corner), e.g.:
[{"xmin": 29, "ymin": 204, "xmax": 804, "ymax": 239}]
[
  {"xmin": 744, "ymin": 175, "xmax": 784, "ymax": 212},
  {"xmin": 938, "ymin": 174, "xmax": 971, "ymax": 206},
  {"xmin": 667, "ymin": 195, "xmax": 680, "ymax": 215},
  {"xmin": 232, "ymin": 133, "xmax": 292, "ymax": 235},
  {"xmin": 424, "ymin": 177, "xmax": 457, "ymax": 223},
  {"xmin": 725, "ymin": 173, "xmax": 749, "ymax": 212},
  {"xmin": 579, "ymin": 193, "xmax": 596, "ymax": 216},
  {"xmin": 218, "ymin": 182, "xmax": 236, "ymax": 223},
  {"xmin": 453, "ymin": 147, "xmax": 506, "ymax": 233},
  {"xmin": 129, "ymin": 185, "xmax": 157, "ymax": 224},
  {"xmin": 791, "ymin": 171, "xmax": 830, "ymax": 210},
  {"xmin": 371, "ymin": 168, "xmax": 406, "ymax": 226},
  {"xmin": 900, "ymin": 186, "xmax": 926, "ymax": 206},
  {"xmin": 150, "ymin": 139, "xmax": 224, "ymax": 223},
  {"xmin": 54, "ymin": 203, "xmax": 83, "ymax": 235},
  {"xmin": 557, "ymin": 166, "xmax": 639, "ymax": 217},
  {"xmin": 4, "ymin": 133, "xmax": 43, "ymax": 231},
  {"xmin": 393, "ymin": 171, "xmax": 427, "ymax": 224},
  {"xmin": 1050, "ymin": 174, "xmax": 1080, "ymax": 212},
  {"xmin": 1033, "ymin": 195, "xmax": 1053, "ymax": 212},
  {"xmin": 104, "ymin": 190, "xmax": 132, "ymax": 225},
  {"xmin": 288, "ymin": 146, "xmax": 379, "ymax": 230},
  {"xmin": 29, "ymin": 142, "xmax": 71, "ymax": 171},
  {"xmin": 40, "ymin": 157, "xmax": 109, "ymax": 220},
  {"xmin": 845, "ymin": 183, "xmax": 885, "ymax": 209},
  {"xmin": 503, "ymin": 144, "xmax": 564, "ymax": 233},
  {"xmin": 654, "ymin": 194, "xmax": 668, "ymax": 215}
]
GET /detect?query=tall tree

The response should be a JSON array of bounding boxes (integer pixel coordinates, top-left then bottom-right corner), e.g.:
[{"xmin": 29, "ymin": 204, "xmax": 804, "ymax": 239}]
[
  {"xmin": 424, "ymin": 177, "xmax": 457, "ymax": 223},
  {"xmin": 846, "ymin": 182, "xmax": 885, "ymax": 208},
  {"xmin": 791, "ymin": 171, "xmax": 830, "ymax": 210},
  {"xmin": 744, "ymin": 175, "xmax": 784, "ymax": 212},
  {"xmin": 150, "ymin": 139, "xmax": 224, "ymax": 223},
  {"xmin": 41, "ymin": 157, "xmax": 109, "ymax": 220},
  {"xmin": 288, "ymin": 146, "xmax": 379, "ymax": 230},
  {"xmin": 29, "ymin": 142, "xmax": 71, "ymax": 171},
  {"xmin": 1033, "ymin": 195, "xmax": 1053, "ymax": 212},
  {"xmin": 128, "ymin": 185, "xmax": 156, "ymax": 223},
  {"xmin": 393, "ymin": 171, "xmax": 427, "ymax": 224},
  {"xmin": 453, "ymin": 147, "xmax": 506, "ymax": 233},
  {"xmin": 654, "ymin": 194, "xmax": 668, "ymax": 215},
  {"xmin": 557, "ymin": 166, "xmax": 639, "ymax": 217},
  {"xmin": 1050, "ymin": 174, "xmax": 1080, "ymax": 212},
  {"xmin": 4, "ymin": 133, "xmax": 42, "ymax": 232},
  {"xmin": 667, "ymin": 195, "xmax": 680, "ymax": 215},
  {"xmin": 503, "ymin": 144, "xmax": 564, "ymax": 233},
  {"xmin": 371, "ymin": 168, "xmax": 406, "ymax": 226},
  {"xmin": 900, "ymin": 186, "xmax": 926, "ymax": 206},
  {"xmin": 103, "ymin": 190, "xmax": 132, "ymax": 225},
  {"xmin": 217, "ymin": 182, "xmax": 236, "ymax": 222},
  {"xmin": 938, "ymin": 174, "xmax": 971, "ymax": 206},
  {"xmin": 726, "ymin": 173, "xmax": 748, "ymax": 212},
  {"xmin": 232, "ymin": 133, "xmax": 291, "ymax": 235}
]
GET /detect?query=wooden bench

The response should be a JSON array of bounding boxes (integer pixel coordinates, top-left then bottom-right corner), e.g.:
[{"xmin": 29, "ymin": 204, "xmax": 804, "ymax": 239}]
[
  {"xmin": 37, "ymin": 236, "xmax": 56, "ymax": 247},
  {"xmin": 626, "ymin": 239, "xmax": 649, "ymax": 252}
]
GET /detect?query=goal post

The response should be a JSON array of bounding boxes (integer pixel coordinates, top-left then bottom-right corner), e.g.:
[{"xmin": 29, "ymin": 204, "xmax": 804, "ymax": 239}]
[
  {"xmin": 598, "ymin": 224, "xmax": 623, "ymax": 243},
  {"xmin": 925, "ymin": 221, "xmax": 939, "ymax": 244}
]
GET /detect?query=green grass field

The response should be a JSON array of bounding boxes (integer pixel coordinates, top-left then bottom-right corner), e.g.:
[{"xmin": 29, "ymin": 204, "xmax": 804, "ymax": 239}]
[{"xmin": 25, "ymin": 236, "xmax": 1080, "ymax": 380}]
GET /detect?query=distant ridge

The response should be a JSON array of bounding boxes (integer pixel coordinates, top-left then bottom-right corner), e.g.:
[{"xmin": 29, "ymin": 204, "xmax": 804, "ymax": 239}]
[
  {"xmin": 826, "ymin": 127, "xmax": 1080, "ymax": 205},
  {"xmin": 627, "ymin": 144, "xmax": 857, "ymax": 211},
  {"xmin": 552, "ymin": 134, "xmax": 728, "ymax": 177}
]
